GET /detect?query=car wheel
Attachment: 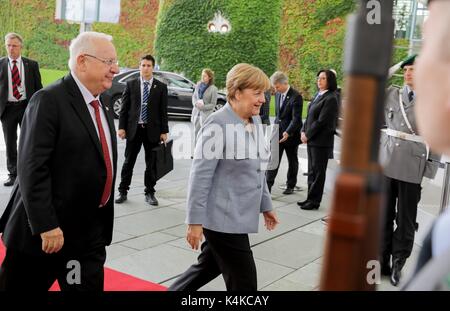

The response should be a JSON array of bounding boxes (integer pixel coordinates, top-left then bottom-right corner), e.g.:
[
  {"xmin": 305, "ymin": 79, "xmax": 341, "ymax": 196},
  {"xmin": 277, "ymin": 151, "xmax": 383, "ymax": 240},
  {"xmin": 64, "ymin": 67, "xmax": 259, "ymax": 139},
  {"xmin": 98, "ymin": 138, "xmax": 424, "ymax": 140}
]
[
  {"xmin": 112, "ymin": 95, "xmax": 123, "ymax": 119},
  {"xmin": 214, "ymin": 100, "xmax": 225, "ymax": 112}
]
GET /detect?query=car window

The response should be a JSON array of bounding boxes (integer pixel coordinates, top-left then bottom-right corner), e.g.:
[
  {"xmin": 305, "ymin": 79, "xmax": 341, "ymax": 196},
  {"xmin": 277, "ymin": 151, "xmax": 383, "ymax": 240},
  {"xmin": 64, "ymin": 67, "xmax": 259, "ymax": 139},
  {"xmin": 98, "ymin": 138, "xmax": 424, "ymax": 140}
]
[
  {"xmin": 120, "ymin": 71, "xmax": 139, "ymax": 83},
  {"xmin": 153, "ymin": 73, "xmax": 169, "ymax": 85},
  {"xmin": 165, "ymin": 74, "xmax": 193, "ymax": 89}
]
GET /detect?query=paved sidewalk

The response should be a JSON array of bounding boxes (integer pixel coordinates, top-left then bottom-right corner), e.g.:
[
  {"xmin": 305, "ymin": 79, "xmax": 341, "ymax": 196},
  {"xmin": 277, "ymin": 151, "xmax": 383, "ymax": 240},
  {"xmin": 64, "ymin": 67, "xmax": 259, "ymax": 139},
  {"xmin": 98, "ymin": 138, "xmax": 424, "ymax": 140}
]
[{"xmin": 0, "ymin": 119, "xmax": 443, "ymax": 290}]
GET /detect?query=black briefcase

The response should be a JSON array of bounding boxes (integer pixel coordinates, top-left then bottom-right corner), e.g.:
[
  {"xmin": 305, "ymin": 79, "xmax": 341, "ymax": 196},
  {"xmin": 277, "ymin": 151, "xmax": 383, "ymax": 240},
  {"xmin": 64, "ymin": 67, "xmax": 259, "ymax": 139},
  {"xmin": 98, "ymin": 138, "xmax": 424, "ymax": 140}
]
[{"xmin": 151, "ymin": 140, "xmax": 174, "ymax": 181}]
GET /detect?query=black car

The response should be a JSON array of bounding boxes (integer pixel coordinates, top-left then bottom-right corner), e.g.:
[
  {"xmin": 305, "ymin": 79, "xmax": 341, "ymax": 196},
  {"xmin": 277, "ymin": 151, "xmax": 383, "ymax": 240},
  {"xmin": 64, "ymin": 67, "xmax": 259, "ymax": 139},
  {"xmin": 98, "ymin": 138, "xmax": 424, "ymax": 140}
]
[{"xmin": 104, "ymin": 69, "xmax": 227, "ymax": 118}]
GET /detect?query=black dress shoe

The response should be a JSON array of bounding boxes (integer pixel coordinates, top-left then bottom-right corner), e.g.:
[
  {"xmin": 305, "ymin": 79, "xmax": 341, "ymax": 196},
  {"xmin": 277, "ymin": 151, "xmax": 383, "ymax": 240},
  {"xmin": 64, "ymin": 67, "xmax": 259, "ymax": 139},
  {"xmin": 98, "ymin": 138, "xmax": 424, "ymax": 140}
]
[
  {"xmin": 3, "ymin": 176, "xmax": 16, "ymax": 187},
  {"xmin": 300, "ymin": 202, "xmax": 320, "ymax": 210},
  {"xmin": 146, "ymin": 193, "xmax": 159, "ymax": 206},
  {"xmin": 282, "ymin": 188, "xmax": 294, "ymax": 195},
  {"xmin": 390, "ymin": 258, "xmax": 405, "ymax": 286},
  {"xmin": 297, "ymin": 200, "xmax": 309, "ymax": 207},
  {"xmin": 115, "ymin": 193, "xmax": 127, "ymax": 204}
]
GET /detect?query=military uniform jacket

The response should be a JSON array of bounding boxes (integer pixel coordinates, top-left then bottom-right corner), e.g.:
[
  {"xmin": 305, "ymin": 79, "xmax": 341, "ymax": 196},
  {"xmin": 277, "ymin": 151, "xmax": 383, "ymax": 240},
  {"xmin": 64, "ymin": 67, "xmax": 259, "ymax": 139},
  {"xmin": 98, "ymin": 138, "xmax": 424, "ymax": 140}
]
[{"xmin": 380, "ymin": 86, "xmax": 437, "ymax": 184}]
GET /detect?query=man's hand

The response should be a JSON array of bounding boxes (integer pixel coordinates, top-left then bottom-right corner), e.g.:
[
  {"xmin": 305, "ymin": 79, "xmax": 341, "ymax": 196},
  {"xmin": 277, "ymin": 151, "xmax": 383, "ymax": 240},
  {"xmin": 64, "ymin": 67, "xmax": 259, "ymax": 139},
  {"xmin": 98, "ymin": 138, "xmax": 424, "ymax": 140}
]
[
  {"xmin": 40, "ymin": 227, "xmax": 64, "ymax": 254},
  {"xmin": 160, "ymin": 133, "xmax": 168, "ymax": 143},
  {"xmin": 263, "ymin": 211, "xmax": 279, "ymax": 231},
  {"xmin": 186, "ymin": 224, "xmax": 203, "ymax": 250},
  {"xmin": 279, "ymin": 131, "xmax": 289, "ymax": 143},
  {"xmin": 118, "ymin": 129, "xmax": 126, "ymax": 140},
  {"xmin": 301, "ymin": 132, "xmax": 308, "ymax": 144}
]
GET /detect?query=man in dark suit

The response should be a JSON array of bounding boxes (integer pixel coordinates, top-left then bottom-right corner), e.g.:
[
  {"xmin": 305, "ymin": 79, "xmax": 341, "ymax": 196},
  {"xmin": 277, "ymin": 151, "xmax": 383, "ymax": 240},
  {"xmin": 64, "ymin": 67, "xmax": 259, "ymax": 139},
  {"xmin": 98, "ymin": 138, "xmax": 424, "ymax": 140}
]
[
  {"xmin": 0, "ymin": 31, "xmax": 118, "ymax": 291},
  {"xmin": 115, "ymin": 54, "xmax": 169, "ymax": 206},
  {"xmin": 266, "ymin": 71, "xmax": 303, "ymax": 194},
  {"xmin": 259, "ymin": 89, "xmax": 271, "ymax": 126},
  {"xmin": 0, "ymin": 32, "xmax": 42, "ymax": 186}
]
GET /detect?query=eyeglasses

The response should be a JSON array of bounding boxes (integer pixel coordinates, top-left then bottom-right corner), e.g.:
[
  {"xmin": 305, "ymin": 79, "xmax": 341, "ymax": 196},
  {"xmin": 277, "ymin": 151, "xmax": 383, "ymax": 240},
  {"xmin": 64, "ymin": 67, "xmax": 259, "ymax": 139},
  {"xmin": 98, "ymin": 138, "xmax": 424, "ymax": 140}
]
[{"xmin": 84, "ymin": 54, "xmax": 119, "ymax": 66}]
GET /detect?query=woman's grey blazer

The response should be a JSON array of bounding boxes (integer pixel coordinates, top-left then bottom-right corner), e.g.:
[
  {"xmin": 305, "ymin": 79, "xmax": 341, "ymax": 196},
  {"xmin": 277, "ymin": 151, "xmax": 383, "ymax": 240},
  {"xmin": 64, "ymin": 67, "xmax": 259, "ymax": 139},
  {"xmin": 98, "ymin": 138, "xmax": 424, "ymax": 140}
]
[
  {"xmin": 186, "ymin": 103, "xmax": 273, "ymax": 234},
  {"xmin": 191, "ymin": 83, "xmax": 218, "ymax": 124}
]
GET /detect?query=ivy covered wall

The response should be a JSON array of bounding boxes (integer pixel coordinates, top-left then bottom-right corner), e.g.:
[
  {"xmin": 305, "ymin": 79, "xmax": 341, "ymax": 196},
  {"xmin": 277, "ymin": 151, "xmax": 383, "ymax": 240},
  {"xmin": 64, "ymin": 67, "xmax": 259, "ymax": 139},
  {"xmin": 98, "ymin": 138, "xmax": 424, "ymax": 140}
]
[
  {"xmin": 0, "ymin": 0, "xmax": 159, "ymax": 70},
  {"xmin": 1, "ymin": 0, "xmax": 392, "ymax": 98},
  {"xmin": 154, "ymin": 0, "xmax": 282, "ymax": 88},
  {"xmin": 0, "ymin": 0, "xmax": 78, "ymax": 70},
  {"xmin": 279, "ymin": 0, "xmax": 355, "ymax": 98}
]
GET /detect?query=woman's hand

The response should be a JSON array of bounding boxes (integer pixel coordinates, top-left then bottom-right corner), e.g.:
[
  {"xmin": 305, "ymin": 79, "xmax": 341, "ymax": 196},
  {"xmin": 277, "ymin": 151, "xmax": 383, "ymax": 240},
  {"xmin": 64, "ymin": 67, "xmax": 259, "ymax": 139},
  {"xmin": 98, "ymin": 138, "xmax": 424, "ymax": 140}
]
[
  {"xmin": 186, "ymin": 224, "xmax": 203, "ymax": 250},
  {"xmin": 196, "ymin": 100, "xmax": 205, "ymax": 109},
  {"xmin": 263, "ymin": 211, "xmax": 279, "ymax": 231}
]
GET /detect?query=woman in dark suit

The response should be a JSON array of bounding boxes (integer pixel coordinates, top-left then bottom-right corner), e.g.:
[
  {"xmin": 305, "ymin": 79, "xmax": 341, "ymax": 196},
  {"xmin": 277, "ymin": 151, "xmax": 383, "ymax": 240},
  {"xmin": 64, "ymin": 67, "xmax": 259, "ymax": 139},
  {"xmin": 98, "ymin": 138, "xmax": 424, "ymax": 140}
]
[{"xmin": 298, "ymin": 69, "xmax": 339, "ymax": 210}]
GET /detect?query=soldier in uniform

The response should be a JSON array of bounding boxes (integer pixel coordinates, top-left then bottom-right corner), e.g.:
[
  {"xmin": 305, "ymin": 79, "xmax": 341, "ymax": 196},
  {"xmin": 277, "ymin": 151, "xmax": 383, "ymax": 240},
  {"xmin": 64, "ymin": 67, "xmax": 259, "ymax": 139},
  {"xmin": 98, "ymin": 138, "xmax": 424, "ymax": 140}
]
[
  {"xmin": 403, "ymin": 0, "xmax": 450, "ymax": 291},
  {"xmin": 379, "ymin": 54, "xmax": 439, "ymax": 287}
]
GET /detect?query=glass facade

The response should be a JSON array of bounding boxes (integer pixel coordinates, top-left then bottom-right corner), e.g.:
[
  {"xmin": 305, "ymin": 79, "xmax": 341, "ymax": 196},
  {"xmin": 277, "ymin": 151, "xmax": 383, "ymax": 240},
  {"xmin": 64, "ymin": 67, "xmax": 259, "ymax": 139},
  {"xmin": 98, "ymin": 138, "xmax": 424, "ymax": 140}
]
[{"xmin": 393, "ymin": 0, "xmax": 428, "ymax": 53}]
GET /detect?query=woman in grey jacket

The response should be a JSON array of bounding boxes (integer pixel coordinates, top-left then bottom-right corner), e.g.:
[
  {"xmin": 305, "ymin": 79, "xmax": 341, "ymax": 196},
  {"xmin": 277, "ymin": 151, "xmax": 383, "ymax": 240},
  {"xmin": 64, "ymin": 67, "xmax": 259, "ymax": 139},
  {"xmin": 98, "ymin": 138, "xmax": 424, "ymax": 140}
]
[
  {"xmin": 169, "ymin": 63, "xmax": 279, "ymax": 291},
  {"xmin": 191, "ymin": 68, "xmax": 218, "ymax": 146}
]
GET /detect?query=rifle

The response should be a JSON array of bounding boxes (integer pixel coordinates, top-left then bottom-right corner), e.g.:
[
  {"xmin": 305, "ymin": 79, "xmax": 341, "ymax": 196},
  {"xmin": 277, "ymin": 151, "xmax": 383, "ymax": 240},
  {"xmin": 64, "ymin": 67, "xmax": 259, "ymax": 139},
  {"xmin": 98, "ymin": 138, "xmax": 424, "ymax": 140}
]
[{"xmin": 320, "ymin": 0, "xmax": 394, "ymax": 290}]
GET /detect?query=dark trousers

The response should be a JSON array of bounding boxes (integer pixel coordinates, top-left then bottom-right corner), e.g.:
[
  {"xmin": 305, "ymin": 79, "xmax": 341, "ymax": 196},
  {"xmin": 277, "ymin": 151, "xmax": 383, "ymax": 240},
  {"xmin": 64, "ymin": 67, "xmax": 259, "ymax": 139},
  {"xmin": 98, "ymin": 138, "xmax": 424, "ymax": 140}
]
[
  {"xmin": 381, "ymin": 176, "xmax": 421, "ymax": 261},
  {"xmin": 1, "ymin": 102, "xmax": 27, "ymax": 177},
  {"xmin": 306, "ymin": 145, "xmax": 332, "ymax": 205},
  {"xmin": 266, "ymin": 142, "xmax": 299, "ymax": 191},
  {"xmin": 0, "ymin": 246, "xmax": 106, "ymax": 291},
  {"xmin": 118, "ymin": 126, "xmax": 159, "ymax": 194},
  {"xmin": 168, "ymin": 228, "xmax": 257, "ymax": 291}
]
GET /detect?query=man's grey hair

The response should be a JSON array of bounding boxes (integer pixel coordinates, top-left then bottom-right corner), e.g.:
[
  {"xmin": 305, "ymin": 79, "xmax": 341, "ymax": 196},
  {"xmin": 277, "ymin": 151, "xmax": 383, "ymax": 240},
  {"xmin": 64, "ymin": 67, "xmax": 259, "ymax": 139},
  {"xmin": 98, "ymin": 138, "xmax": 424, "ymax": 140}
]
[
  {"xmin": 68, "ymin": 31, "xmax": 113, "ymax": 71},
  {"xmin": 4, "ymin": 32, "xmax": 23, "ymax": 45},
  {"xmin": 270, "ymin": 71, "xmax": 289, "ymax": 85}
]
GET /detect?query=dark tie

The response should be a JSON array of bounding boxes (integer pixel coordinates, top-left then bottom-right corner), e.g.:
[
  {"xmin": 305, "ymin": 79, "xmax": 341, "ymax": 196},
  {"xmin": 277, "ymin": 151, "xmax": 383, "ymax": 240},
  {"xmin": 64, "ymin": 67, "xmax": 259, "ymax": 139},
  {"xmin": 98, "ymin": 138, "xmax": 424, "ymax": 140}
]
[
  {"xmin": 141, "ymin": 81, "xmax": 150, "ymax": 123},
  {"xmin": 408, "ymin": 91, "xmax": 414, "ymax": 103},
  {"xmin": 90, "ymin": 100, "xmax": 113, "ymax": 207},
  {"xmin": 11, "ymin": 60, "xmax": 22, "ymax": 100}
]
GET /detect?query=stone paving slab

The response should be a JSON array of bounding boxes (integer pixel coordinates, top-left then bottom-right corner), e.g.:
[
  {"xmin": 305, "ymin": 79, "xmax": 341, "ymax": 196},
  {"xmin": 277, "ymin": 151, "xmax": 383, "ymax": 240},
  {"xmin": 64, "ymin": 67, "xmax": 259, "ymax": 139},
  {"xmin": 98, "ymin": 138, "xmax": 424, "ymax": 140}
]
[
  {"xmin": 120, "ymin": 232, "xmax": 179, "ymax": 250},
  {"xmin": 111, "ymin": 230, "xmax": 135, "ymax": 244},
  {"xmin": 252, "ymin": 230, "xmax": 324, "ymax": 270},
  {"xmin": 114, "ymin": 207, "xmax": 186, "ymax": 236},
  {"xmin": 106, "ymin": 244, "xmax": 199, "ymax": 284}
]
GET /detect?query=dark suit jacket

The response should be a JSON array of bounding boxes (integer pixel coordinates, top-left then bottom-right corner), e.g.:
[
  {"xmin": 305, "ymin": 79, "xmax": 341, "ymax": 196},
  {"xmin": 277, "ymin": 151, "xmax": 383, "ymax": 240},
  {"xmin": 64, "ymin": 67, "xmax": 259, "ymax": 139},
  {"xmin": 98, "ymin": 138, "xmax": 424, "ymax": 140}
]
[
  {"xmin": 0, "ymin": 74, "xmax": 117, "ymax": 255},
  {"xmin": 259, "ymin": 90, "xmax": 271, "ymax": 126},
  {"xmin": 118, "ymin": 77, "xmax": 169, "ymax": 143},
  {"xmin": 274, "ymin": 87, "xmax": 303, "ymax": 145},
  {"xmin": 0, "ymin": 56, "xmax": 43, "ymax": 118},
  {"xmin": 302, "ymin": 90, "xmax": 338, "ymax": 148}
]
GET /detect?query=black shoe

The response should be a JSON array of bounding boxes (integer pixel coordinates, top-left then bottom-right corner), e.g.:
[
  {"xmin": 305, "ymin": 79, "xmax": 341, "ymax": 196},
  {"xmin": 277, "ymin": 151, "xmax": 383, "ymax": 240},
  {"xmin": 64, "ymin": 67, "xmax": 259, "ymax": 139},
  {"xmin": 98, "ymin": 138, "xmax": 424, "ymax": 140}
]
[
  {"xmin": 390, "ymin": 258, "xmax": 405, "ymax": 286},
  {"xmin": 297, "ymin": 200, "xmax": 309, "ymax": 207},
  {"xmin": 3, "ymin": 176, "xmax": 16, "ymax": 187},
  {"xmin": 300, "ymin": 201, "xmax": 320, "ymax": 210},
  {"xmin": 115, "ymin": 193, "xmax": 127, "ymax": 204},
  {"xmin": 282, "ymin": 188, "xmax": 294, "ymax": 195},
  {"xmin": 146, "ymin": 193, "xmax": 159, "ymax": 206}
]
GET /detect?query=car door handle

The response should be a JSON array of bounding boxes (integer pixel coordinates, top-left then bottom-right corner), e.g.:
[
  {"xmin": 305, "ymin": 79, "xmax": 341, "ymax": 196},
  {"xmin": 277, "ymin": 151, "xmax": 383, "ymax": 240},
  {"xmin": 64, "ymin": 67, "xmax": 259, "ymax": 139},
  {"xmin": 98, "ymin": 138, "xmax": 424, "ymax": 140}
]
[{"xmin": 169, "ymin": 92, "xmax": 179, "ymax": 96}]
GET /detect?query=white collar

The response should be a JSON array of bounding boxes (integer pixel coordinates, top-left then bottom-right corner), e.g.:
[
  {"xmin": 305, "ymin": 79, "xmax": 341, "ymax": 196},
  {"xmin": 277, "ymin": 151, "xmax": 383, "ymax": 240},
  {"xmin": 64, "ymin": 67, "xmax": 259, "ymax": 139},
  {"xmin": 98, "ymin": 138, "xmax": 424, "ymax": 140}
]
[
  {"xmin": 8, "ymin": 55, "xmax": 22, "ymax": 64},
  {"xmin": 141, "ymin": 76, "xmax": 154, "ymax": 85}
]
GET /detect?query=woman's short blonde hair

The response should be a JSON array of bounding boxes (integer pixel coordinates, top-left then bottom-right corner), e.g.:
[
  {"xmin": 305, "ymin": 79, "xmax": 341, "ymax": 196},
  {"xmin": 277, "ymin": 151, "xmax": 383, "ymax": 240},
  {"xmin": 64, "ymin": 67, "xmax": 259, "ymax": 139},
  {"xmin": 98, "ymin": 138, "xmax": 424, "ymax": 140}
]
[
  {"xmin": 202, "ymin": 68, "xmax": 215, "ymax": 85},
  {"xmin": 226, "ymin": 63, "xmax": 270, "ymax": 102}
]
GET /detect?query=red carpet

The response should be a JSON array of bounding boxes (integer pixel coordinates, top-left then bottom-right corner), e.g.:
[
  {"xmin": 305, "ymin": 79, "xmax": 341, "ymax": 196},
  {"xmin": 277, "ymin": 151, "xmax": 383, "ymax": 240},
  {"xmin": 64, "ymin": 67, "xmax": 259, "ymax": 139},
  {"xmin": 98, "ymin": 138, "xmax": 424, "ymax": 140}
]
[{"xmin": 0, "ymin": 240, "xmax": 166, "ymax": 291}]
